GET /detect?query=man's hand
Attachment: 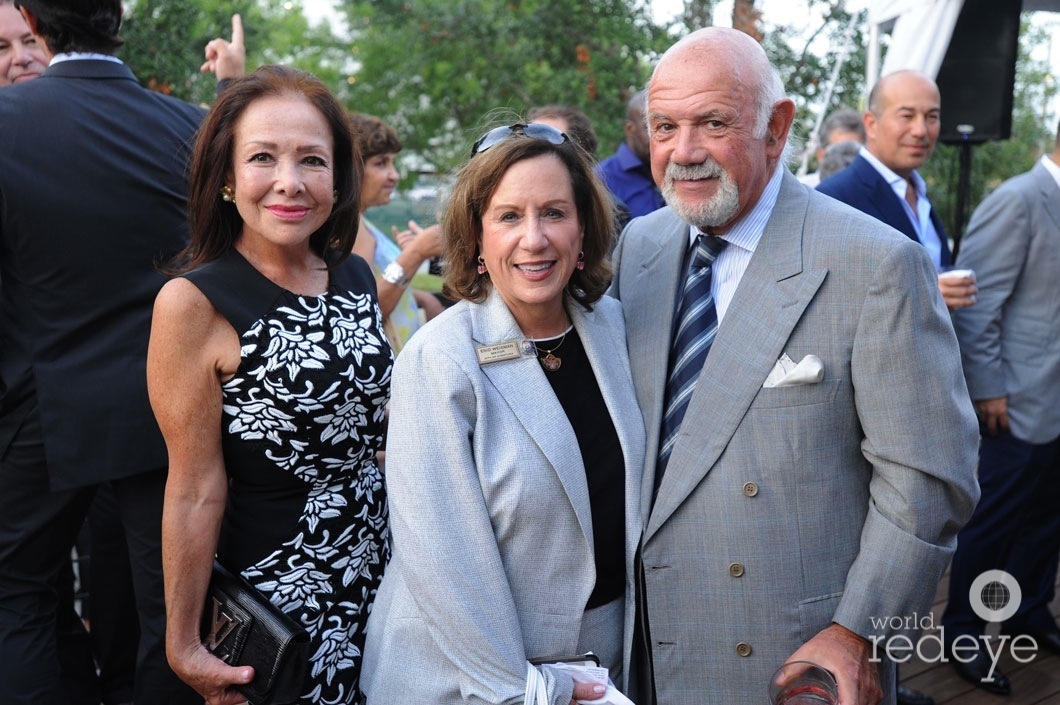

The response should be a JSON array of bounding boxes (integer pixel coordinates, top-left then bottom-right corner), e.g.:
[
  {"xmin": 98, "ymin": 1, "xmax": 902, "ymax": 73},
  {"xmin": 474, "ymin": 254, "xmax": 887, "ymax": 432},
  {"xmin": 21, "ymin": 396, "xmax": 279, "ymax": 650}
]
[
  {"xmin": 785, "ymin": 623, "xmax": 882, "ymax": 705},
  {"xmin": 938, "ymin": 270, "xmax": 977, "ymax": 310},
  {"xmin": 975, "ymin": 396, "xmax": 1008, "ymax": 436},
  {"xmin": 201, "ymin": 14, "xmax": 246, "ymax": 81}
]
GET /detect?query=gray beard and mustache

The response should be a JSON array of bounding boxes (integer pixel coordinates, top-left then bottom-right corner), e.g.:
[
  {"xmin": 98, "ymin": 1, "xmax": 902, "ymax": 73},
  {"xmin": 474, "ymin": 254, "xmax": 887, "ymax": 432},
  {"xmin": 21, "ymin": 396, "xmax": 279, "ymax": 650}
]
[{"xmin": 661, "ymin": 159, "xmax": 740, "ymax": 228}]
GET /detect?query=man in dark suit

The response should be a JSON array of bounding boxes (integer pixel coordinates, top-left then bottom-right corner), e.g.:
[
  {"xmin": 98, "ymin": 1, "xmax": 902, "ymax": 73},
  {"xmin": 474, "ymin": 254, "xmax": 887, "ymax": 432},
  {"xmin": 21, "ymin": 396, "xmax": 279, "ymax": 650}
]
[
  {"xmin": 817, "ymin": 69, "xmax": 976, "ymax": 312},
  {"xmin": 0, "ymin": 1, "xmax": 206, "ymax": 702}
]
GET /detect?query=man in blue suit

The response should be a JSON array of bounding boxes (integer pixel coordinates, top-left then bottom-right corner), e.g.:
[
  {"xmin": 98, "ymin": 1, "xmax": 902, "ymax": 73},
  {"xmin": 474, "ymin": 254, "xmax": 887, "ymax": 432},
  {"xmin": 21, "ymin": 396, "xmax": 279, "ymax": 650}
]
[
  {"xmin": 817, "ymin": 69, "xmax": 976, "ymax": 311},
  {"xmin": 0, "ymin": 1, "xmax": 208, "ymax": 702}
]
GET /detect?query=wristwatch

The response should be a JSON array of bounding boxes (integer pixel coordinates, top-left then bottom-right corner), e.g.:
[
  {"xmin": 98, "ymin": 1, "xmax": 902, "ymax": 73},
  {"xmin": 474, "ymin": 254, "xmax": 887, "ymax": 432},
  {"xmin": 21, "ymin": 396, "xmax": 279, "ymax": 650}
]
[{"xmin": 381, "ymin": 261, "xmax": 410, "ymax": 287}]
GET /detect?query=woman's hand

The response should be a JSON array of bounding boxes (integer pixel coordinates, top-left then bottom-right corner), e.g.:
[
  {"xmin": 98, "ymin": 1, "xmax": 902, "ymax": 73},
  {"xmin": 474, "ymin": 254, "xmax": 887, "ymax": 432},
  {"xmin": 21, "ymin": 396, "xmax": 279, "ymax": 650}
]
[
  {"xmin": 168, "ymin": 640, "xmax": 255, "ymax": 705},
  {"xmin": 393, "ymin": 219, "xmax": 443, "ymax": 259},
  {"xmin": 570, "ymin": 681, "xmax": 607, "ymax": 704}
]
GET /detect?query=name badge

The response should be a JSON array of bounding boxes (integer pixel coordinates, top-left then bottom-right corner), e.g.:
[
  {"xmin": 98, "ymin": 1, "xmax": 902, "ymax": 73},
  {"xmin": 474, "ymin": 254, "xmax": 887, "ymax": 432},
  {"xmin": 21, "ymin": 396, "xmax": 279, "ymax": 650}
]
[{"xmin": 475, "ymin": 339, "xmax": 534, "ymax": 365}]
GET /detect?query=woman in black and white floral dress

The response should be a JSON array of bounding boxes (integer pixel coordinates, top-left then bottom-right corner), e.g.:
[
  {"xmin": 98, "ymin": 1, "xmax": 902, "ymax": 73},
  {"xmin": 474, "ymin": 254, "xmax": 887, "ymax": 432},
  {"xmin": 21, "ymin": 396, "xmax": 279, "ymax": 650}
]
[{"xmin": 148, "ymin": 66, "xmax": 391, "ymax": 705}]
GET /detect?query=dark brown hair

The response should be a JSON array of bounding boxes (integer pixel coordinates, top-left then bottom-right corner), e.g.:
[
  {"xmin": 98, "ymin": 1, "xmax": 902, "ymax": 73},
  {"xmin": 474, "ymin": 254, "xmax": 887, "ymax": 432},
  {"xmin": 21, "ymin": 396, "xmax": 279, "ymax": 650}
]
[
  {"xmin": 348, "ymin": 112, "xmax": 403, "ymax": 159},
  {"xmin": 15, "ymin": 0, "xmax": 122, "ymax": 54},
  {"xmin": 441, "ymin": 129, "xmax": 615, "ymax": 309},
  {"xmin": 172, "ymin": 65, "xmax": 361, "ymax": 273}
]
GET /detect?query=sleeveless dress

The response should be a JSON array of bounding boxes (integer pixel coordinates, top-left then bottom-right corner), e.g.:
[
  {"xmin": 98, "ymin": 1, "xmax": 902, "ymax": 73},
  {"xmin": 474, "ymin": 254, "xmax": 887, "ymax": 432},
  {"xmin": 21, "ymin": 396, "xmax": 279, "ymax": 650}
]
[{"xmin": 184, "ymin": 249, "xmax": 393, "ymax": 705}]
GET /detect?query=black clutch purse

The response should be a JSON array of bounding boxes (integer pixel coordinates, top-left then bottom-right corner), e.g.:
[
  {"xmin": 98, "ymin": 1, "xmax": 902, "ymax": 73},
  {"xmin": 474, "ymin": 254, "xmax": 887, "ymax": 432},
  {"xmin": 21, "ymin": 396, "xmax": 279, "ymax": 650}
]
[{"xmin": 201, "ymin": 561, "xmax": 311, "ymax": 705}]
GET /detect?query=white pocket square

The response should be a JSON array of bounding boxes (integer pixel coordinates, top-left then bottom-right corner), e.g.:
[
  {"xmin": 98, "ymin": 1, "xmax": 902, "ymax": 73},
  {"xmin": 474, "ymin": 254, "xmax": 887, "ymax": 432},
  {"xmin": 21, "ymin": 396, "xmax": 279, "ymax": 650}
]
[{"xmin": 763, "ymin": 353, "xmax": 824, "ymax": 388}]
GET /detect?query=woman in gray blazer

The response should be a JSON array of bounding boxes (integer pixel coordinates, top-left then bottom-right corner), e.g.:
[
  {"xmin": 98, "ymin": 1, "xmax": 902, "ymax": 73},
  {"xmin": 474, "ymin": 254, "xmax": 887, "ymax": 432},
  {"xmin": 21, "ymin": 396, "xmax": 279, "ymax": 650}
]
[{"xmin": 362, "ymin": 123, "xmax": 645, "ymax": 705}]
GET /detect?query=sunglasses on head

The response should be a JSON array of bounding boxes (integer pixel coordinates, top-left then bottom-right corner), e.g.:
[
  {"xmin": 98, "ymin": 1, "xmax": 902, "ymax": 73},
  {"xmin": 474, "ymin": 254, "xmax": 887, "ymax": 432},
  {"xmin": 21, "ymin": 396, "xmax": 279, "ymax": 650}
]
[{"xmin": 471, "ymin": 122, "xmax": 570, "ymax": 157}]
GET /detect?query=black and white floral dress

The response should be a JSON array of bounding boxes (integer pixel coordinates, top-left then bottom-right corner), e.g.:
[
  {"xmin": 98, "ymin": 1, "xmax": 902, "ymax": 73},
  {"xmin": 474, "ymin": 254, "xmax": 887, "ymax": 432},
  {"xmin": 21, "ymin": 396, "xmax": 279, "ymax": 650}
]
[{"xmin": 184, "ymin": 249, "xmax": 393, "ymax": 705}]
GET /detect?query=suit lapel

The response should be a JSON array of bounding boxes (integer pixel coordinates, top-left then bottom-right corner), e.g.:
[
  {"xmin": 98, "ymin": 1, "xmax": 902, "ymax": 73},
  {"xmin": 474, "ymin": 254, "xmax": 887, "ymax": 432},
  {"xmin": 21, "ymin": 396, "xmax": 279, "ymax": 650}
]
[
  {"xmin": 623, "ymin": 215, "xmax": 689, "ymax": 524},
  {"xmin": 855, "ymin": 157, "xmax": 918, "ymax": 243},
  {"xmin": 471, "ymin": 291, "xmax": 594, "ymax": 549},
  {"xmin": 646, "ymin": 173, "xmax": 828, "ymax": 537}
]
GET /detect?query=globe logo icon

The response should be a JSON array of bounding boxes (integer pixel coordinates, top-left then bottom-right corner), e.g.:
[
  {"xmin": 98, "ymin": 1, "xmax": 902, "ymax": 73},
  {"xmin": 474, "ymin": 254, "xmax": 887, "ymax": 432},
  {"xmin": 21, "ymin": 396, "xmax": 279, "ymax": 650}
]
[
  {"xmin": 980, "ymin": 580, "xmax": 1011, "ymax": 612},
  {"xmin": 970, "ymin": 570, "xmax": 1022, "ymax": 623}
]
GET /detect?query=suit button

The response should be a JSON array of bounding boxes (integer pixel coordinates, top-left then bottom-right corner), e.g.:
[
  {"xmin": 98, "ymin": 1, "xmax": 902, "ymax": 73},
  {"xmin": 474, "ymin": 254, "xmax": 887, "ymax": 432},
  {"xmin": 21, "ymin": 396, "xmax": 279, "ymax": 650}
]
[
  {"xmin": 736, "ymin": 642, "xmax": 752, "ymax": 657},
  {"xmin": 743, "ymin": 481, "xmax": 759, "ymax": 497},
  {"xmin": 728, "ymin": 562, "xmax": 745, "ymax": 578}
]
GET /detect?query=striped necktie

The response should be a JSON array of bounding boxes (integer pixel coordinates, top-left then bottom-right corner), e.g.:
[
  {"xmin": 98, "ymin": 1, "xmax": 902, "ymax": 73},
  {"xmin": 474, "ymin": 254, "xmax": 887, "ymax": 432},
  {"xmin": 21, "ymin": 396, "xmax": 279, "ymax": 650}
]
[{"xmin": 657, "ymin": 233, "xmax": 728, "ymax": 483}]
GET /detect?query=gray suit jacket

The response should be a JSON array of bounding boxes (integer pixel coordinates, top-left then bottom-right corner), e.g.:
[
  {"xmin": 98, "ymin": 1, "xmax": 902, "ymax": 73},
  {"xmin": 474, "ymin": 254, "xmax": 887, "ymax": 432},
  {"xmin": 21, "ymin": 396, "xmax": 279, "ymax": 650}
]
[
  {"xmin": 362, "ymin": 291, "xmax": 645, "ymax": 704},
  {"xmin": 952, "ymin": 160, "xmax": 1060, "ymax": 444},
  {"xmin": 610, "ymin": 170, "xmax": 980, "ymax": 705}
]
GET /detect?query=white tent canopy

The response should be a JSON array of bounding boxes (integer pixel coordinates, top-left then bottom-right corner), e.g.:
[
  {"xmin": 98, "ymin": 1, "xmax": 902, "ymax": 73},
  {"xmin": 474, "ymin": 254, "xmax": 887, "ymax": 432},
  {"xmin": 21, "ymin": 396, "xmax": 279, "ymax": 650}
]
[{"xmin": 867, "ymin": 0, "xmax": 1060, "ymax": 84}]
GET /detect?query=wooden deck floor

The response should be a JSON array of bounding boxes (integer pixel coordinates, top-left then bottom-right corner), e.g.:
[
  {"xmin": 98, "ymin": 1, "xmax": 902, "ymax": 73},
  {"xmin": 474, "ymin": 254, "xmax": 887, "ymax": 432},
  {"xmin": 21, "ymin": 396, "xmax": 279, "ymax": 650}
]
[{"xmin": 898, "ymin": 564, "xmax": 1060, "ymax": 704}]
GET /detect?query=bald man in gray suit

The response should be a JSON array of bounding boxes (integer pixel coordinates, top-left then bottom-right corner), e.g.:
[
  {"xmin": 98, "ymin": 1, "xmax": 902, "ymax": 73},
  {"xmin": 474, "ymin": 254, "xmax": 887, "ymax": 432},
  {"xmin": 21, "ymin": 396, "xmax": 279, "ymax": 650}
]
[{"xmin": 610, "ymin": 28, "xmax": 980, "ymax": 705}]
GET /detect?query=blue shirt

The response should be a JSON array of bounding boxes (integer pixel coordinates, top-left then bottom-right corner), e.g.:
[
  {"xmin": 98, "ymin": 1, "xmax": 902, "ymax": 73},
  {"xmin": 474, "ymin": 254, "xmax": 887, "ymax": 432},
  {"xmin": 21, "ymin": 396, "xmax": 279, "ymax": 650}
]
[{"xmin": 596, "ymin": 143, "xmax": 665, "ymax": 221}]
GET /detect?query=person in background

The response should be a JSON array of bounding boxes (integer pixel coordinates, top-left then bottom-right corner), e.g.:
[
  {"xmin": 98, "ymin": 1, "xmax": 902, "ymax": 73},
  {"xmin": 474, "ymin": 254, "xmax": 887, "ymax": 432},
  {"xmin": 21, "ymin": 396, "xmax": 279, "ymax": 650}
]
[
  {"xmin": 597, "ymin": 88, "xmax": 665, "ymax": 226},
  {"xmin": 817, "ymin": 139, "xmax": 862, "ymax": 183},
  {"xmin": 815, "ymin": 68, "xmax": 975, "ymax": 705},
  {"xmin": 527, "ymin": 103, "xmax": 599, "ymax": 157},
  {"xmin": 939, "ymin": 120, "xmax": 1060, "ymax": 696},
  {"xmin": 151, "ymin": 65, "xmax": 391, "ymax": 705},
  {"xmin": 610, "ymin": 27, "xmax": 979, "ymax": 705},
  {"xmin": 349, "ymin": 112, "xmax": 444, "ymax": 353},
  {"xmin": 0, "ymin": 0, "xmax": 209, "ymax": 701},
  {"xmin": 0, "ymin": 0, "xmax": 46, "ymax": 85},
  {"xmin": 816, "ymin": 70, "xmax": 977, "ymax": 311},
  {"xmin": 0, "ymin": 7, "xmax": 244, "ymax": 704},
  {"xmin": 362, "ymin": 121, "xmax": 644, "ymax": 705},
  {"xmin": 798, "ymin": 107, "xmax": 865, "ymax": 187}
]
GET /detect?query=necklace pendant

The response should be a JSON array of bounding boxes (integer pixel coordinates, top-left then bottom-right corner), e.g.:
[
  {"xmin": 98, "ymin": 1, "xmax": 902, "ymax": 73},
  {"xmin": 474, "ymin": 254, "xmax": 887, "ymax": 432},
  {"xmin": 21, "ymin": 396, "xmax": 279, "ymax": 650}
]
[{"xmin": 540, "ymin": 352, "xmax": 562, "ymax": 372}]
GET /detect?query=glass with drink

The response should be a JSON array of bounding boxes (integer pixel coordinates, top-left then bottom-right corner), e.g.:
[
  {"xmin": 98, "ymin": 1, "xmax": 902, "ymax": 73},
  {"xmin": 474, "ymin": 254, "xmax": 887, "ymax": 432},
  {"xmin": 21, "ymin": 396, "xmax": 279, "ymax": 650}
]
[{"xmin": 768, "ymin": 660, "xmax": 839, "ymax": 705}]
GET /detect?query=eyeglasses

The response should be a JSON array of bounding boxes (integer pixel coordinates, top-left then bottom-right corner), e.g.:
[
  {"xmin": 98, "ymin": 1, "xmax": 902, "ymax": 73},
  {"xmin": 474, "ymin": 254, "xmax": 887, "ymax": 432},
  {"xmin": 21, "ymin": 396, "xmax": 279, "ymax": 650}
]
[{"xmin": 471, "ymin": 122, "xmax": 569, "ymax": 157}]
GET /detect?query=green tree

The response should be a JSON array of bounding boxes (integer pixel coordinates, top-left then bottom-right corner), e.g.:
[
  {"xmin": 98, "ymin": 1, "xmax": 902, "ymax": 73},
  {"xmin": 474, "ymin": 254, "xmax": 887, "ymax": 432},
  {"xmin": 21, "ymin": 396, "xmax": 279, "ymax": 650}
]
[
  {"xmin": 337, "ymin": 0, "xmax": 671, "ymax": 173},
  {"xmin": 120, "ymin": 0, "xmax": 351, "ymax": 106}
]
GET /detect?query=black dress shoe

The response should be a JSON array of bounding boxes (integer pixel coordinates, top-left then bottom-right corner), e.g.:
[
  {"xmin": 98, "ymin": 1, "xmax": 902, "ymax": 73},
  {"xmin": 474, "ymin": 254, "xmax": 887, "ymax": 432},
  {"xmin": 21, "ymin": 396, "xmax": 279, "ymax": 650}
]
[
  {"xmin": 896, "ymin": 683, "xmax": 935, "ymax": 705},
  {"xmin": 950, "ymin": 647, "xmax": 1011, "ymax": 695},
  {"xmin": 1002, "ymin": 626, "xmax": 1060, "ymax": 655}
]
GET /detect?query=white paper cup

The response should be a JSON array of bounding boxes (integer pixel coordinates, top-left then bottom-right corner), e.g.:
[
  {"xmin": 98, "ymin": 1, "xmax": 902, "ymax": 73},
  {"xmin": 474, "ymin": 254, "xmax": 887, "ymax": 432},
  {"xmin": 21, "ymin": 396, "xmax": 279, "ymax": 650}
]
[{"xmin": 939, "ymin": 268, "xmax": 975, "ymax": 281}]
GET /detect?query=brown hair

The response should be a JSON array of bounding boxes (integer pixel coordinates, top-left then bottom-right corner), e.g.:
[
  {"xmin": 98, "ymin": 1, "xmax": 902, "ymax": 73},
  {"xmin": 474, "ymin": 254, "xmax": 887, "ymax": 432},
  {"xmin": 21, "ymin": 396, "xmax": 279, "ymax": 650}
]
[
  {"xmin": 172, "ymin": 65, "xmax": 361, "ymax": 273},
  {"xmin": 526, "ymin": 104, "xmax": 599, "ymax": 157},
  {"xmin": 441, "ymin": 129, "xmax": 615, "ymax": 309},
  {"xmin": 348, "ymin": 112, "xmax": 403, "ymax": 159}
]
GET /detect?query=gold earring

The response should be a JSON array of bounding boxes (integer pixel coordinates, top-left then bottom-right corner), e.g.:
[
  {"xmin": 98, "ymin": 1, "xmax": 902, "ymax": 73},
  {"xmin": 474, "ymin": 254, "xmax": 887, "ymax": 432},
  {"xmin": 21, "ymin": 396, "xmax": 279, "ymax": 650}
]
[
  {"xmin": 333, "ymin": 189, "xmax": 339, "ymax": 203},
  {"xmin": 220, "ymin": 185, "xmax": 234, "ymax": 202}
]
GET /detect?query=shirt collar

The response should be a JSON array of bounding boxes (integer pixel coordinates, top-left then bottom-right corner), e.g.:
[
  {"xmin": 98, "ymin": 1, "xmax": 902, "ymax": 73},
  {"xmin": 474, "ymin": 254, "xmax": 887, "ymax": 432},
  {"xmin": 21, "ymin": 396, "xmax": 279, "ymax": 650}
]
[
  {"xmin": 1040, "ymin": 154, "xmax": 1060, "ymax": 191},
  {"xmin": 858, "ymin": 145, "xmax": 924, "ymax": 196},
  {"xmin": 50, "ymin": 53, "xmax": 124, "ymax": 66},
  {"xmin": 686, "ymin": 161, "xmax": 784, "ymax": 256}
]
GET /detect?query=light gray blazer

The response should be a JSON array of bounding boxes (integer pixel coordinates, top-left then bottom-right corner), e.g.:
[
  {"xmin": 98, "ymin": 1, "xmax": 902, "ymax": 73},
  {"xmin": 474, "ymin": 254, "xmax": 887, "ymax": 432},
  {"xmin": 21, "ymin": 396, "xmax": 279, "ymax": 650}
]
[
  {"xmin": 361, "ymin": 290, "xmax": 645, "ymax": 705},
  {"xmin": 610, "ymin": 170, "xmax": 980, "ymax": 705},
  {"xmin": 952, "ymin": 160, "xmax": 1060, "ymax": 444}
]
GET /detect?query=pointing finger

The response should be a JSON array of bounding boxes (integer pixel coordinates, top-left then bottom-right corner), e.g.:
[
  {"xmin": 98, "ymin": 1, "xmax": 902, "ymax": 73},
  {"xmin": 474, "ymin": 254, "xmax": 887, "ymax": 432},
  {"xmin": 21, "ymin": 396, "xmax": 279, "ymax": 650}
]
[{"xmin": 230, "ymin": 14, "xmax": 244, "ymax": 49}]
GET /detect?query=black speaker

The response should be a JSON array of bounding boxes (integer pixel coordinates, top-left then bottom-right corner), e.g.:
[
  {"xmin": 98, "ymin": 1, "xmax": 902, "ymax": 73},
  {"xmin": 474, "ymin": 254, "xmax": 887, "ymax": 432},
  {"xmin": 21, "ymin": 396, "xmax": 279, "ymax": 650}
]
[{"xmin": 935, "ymin": 0, "xmax": 1021, "ymax": 145}]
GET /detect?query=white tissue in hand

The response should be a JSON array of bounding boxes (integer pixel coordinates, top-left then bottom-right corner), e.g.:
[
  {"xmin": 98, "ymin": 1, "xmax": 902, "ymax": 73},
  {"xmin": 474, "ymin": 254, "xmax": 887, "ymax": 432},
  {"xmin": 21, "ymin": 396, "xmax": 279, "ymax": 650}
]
[{"xmin": 549, "ymin": 663, "xmax": 636, "ymax": 705}]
